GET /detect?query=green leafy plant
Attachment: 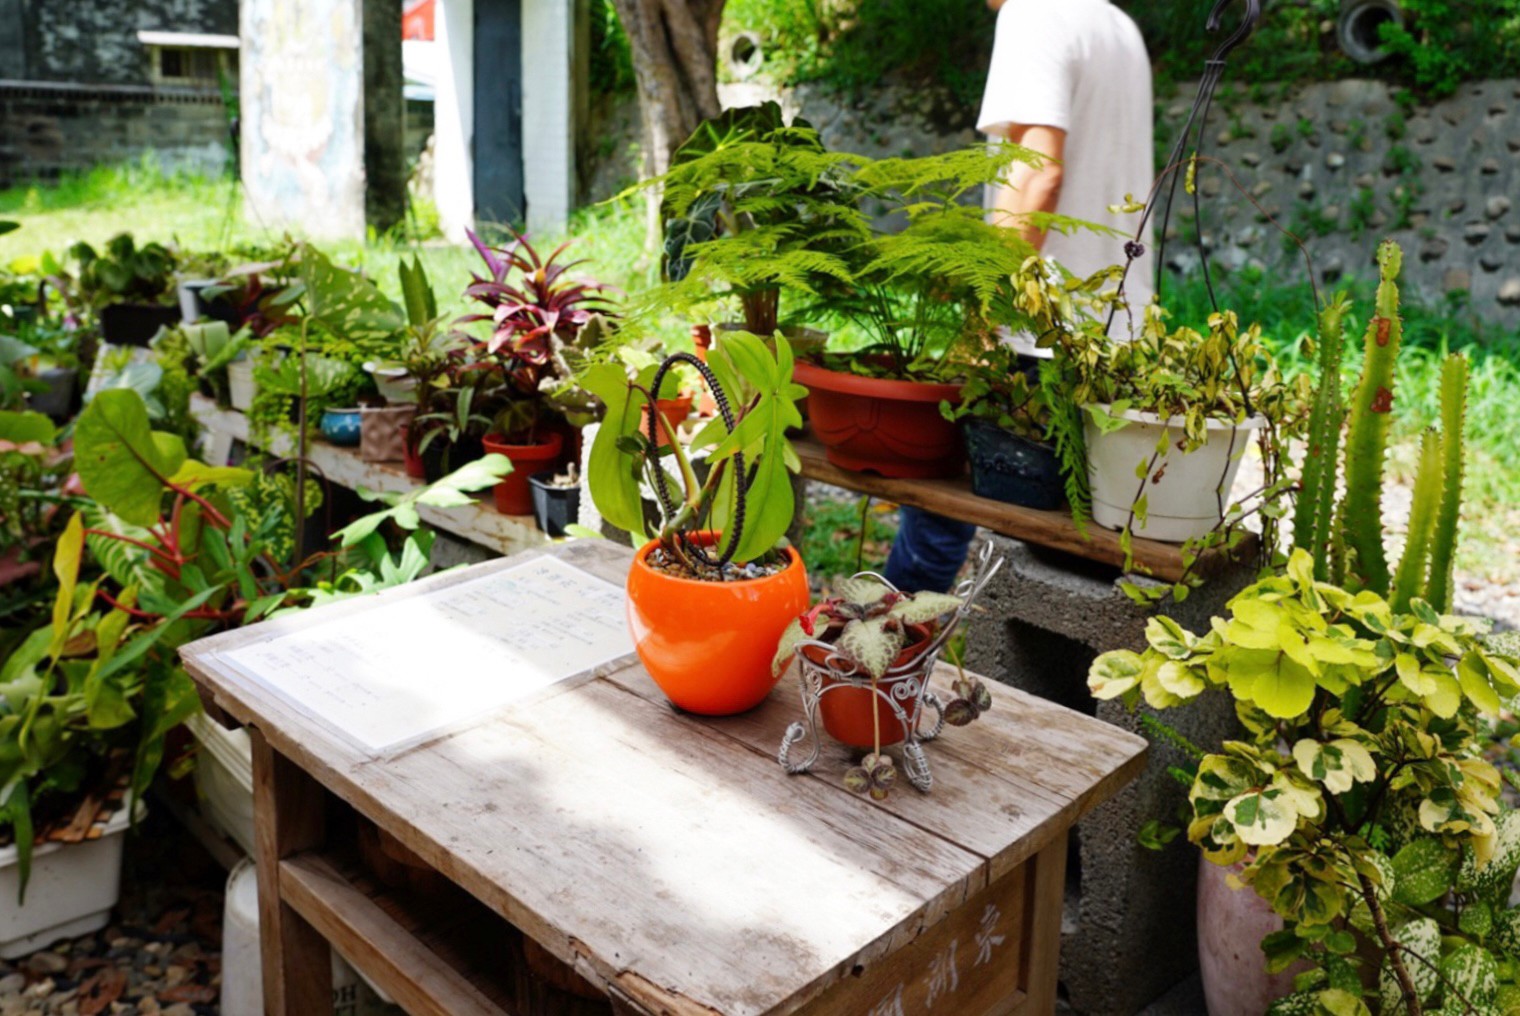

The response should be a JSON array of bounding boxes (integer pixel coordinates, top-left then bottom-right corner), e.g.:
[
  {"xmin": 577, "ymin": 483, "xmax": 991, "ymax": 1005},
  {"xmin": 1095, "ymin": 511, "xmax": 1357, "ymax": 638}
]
[
  {"xmin": 1090, "ymin": 549, "xmax": 1520, "ymax": 1015},
  {"xmin": 582, "ymin": 330, "xmax": 806, "ymax": 575},
  {"xmin": 70, "ymin": 234, "xmax": 178, "ymax": 309}
]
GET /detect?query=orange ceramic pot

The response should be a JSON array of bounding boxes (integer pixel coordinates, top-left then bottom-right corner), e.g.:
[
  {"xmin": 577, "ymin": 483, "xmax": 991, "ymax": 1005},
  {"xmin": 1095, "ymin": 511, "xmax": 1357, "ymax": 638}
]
[{"xmin": 626, "ymin": 535, "xmax": 810, "ymax": 716}]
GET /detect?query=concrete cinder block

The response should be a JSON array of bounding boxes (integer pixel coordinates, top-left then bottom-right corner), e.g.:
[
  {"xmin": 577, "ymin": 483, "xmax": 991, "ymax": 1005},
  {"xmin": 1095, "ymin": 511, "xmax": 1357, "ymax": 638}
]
[{"xmin": 964, "ymin": 532, "xmax": 1252, "ymax": 1016}]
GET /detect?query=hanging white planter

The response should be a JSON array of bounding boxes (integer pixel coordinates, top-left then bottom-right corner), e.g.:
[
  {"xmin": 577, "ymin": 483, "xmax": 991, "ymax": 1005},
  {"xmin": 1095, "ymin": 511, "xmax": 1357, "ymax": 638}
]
[
  {"xmin": 0, "ymin": 796, "xmax": 140, "ymax": 960},
  {"xmin": 1084, "ymin": 404, "xmax": 1265, "ymax": 543}
]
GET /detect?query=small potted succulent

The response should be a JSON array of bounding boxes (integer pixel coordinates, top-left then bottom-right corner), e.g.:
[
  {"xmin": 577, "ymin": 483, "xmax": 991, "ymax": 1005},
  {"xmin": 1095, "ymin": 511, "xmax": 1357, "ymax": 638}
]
[
  {"xmin": 584, "ymin": 330, "xmax": 809, "ymax": 715},
  {"xmin": 942, "ymin": 344, "xmax": 1065, "ymax": 510},
  {"xmin": 460, "ymin": 230, "xmax": 612, "ymax": 515},
  {"xmin": 529, "ymin": 465, "xmax": 581, "ymax": 538}
]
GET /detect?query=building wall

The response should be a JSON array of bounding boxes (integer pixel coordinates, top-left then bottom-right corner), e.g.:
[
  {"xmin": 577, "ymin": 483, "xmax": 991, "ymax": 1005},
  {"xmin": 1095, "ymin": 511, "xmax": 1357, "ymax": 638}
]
[{"xmin": 4, "ymin": 0, "xmax": 236, "ymax": 85}]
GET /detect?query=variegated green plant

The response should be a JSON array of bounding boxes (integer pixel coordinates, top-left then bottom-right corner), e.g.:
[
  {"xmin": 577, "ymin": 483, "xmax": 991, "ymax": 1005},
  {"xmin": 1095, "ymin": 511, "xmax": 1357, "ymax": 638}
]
[
  {"xmin": 773, "ymin": 575, "xmax": 987, "ymax": 800},
  {"xmin": 1090, "ymin": 548, "xmax": 1520, "ymax": 1016}
]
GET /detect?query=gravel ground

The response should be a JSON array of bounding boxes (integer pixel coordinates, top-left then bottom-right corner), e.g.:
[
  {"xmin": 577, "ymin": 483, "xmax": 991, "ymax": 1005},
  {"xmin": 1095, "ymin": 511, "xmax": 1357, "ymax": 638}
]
[{"xmin": 0, "ymin": 806, "xmax": 225, "ymax": 1016}]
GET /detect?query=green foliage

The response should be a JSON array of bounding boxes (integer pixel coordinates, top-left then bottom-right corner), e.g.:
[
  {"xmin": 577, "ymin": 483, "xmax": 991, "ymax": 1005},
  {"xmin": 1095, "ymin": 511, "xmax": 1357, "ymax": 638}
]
[
  {"xmin": 1379, "ymin": 1, "xmax": 1520, "ymax": 97},
  {"xmin": 583, "ymin": 332, "xmax": 807, "ymax": 569},
  {"xmin": 69, "ymin": 233, "xmax": 178, "ymax": 309},
  {"xmin": 1091, "ymin": 549, "xmax": 1520, "ymax": 1015},
  {"xmin": 796, "ymin": 496, "xmax": 896, "ymax": 584}
]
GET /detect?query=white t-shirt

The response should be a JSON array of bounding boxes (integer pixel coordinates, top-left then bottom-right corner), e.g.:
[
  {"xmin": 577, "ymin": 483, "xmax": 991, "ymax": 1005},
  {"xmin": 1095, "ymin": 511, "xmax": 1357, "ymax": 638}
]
[{"xmin": 979, "ymin": 0, "xmax": 1155, "ymax": 326}]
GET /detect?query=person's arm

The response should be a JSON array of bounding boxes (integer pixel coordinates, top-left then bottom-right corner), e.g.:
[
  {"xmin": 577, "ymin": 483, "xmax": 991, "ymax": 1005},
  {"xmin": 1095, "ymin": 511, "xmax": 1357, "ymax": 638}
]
[{"xmin": 989, "ymin": 124, "xmax": 1067, "ymax": 251}]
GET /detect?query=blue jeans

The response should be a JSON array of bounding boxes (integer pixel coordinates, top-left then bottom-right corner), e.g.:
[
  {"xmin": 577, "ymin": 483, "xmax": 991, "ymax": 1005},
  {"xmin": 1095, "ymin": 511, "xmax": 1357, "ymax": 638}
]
[{"xmin": 884, "ymin": 506, "xmax": 976, "ymax": 594}]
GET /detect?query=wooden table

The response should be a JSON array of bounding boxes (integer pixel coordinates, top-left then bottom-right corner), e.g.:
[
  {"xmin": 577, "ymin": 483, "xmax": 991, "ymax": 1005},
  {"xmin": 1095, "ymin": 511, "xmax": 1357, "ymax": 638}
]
[
  {"xmin": 794, "ymin": 435, "xmax": 1254, "ymax": 582},
  {"xmin": 180, "ymin": 541, "xmax": 1146, "ymax": 1016}
]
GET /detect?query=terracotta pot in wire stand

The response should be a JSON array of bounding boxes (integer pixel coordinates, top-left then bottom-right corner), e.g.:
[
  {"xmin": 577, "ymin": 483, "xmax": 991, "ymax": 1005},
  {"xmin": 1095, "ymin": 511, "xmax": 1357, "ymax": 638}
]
[{"xmin": 802, "ymin": 623, "xmax": 936, "ymax": 749}]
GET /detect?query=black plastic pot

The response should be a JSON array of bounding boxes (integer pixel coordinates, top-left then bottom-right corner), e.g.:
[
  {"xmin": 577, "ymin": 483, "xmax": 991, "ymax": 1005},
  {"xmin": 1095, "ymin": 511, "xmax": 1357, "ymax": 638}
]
[
  {"xmin": 100, "ymin": 302, "xmax": 180, "ymax": 347},
  {"xmin": 420, "ymin": 433, "xmax": 486, "ymax": 483},
  {"xmin": 964, "ymin": 419, "xmax": 1064, "ymax": 511},
  {"xmin": 27, "ymin": 367, "xmax": 78, "ymax": 422},
  {"xmin": 529, "ymin": 471, "xmax": 580, "ymax": 538}
]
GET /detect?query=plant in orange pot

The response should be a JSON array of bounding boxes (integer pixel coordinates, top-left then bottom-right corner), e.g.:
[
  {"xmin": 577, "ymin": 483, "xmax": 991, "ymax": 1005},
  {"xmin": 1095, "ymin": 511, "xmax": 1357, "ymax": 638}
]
[
  {"xmin": 582, "ymin": 330, "xmax": 810, "ymax": 716},
  {"xmin": 769, "ymin": 552, "xmax": 999, "ymax": 799},
  {"xmin": 459, "ymin": 229, "xmax": 613, "ymax": 517}
]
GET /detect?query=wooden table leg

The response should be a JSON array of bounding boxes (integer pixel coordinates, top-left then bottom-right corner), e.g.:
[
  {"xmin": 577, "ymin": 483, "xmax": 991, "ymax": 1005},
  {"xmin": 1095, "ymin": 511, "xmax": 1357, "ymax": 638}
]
[
  {"xmin": 1021, "ymin": 832, "xmax": 1069, "ymax": 1014},
  {"xmin": 251, "ymin": 728, "xmax": 333, "ymax": 1016}
]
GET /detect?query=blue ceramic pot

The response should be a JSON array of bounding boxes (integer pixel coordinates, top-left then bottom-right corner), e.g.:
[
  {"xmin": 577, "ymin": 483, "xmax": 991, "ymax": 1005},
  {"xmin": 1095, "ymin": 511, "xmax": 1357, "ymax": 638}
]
[
  {"xmin": 320, "ymin": 408, "xmax": 363, "ymax": 447},
  {"xmin": 964, "ymin": 419, "xmax": 1064, "ymax": 511}
]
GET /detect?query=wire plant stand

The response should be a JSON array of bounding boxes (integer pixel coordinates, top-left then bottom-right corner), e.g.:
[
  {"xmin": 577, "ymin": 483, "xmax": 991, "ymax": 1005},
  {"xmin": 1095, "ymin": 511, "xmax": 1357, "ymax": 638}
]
[{"xmin": 777, "ymin": 543, "xmax": 1004, "ymax": 793}]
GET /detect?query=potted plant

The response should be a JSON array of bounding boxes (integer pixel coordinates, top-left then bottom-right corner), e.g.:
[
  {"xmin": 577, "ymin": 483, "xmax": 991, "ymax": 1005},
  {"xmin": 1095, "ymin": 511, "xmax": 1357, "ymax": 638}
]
[
  {"xmin": 70, "ymin": 234, "xmax": 182, "ymax": 346},
  {"xmin": 529, "ymin": 466, "xmax": 580, "ymax": 538},
  {"xmin": 942, "ymin": 343, "xmax": 1065, "ymax": 510},
  {"xmin": 583, "ymin": 330, "xmax": 810, "ymax": 715},
  {"xmin": 458, "ymin": 229, "xmax": 611, "ymax": 515},
  {"xmin": 1089, "ymin": 251, "xmax": 1492, "ymax": 1013},
  {"xmin": 413, "ymin": 364, "xmax": 494, "ymax": 482}
]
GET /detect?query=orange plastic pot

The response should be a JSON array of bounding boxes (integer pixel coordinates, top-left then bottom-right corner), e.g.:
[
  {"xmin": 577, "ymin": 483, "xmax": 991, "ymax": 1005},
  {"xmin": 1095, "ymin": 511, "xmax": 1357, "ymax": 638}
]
[
  {"xmin": 803, "ymin": 625, "xmax": 934, "ymax": 748},
  {"xmin": 793, "ymin": 359, "xmax": 964, "ymax": 478},
  {"xmin": 626, "ymin": 535, "xmax": 810, "ymax": 716},
  {"xmin": 482, "ymin": 431, "xmax": 564, "ymax": 516}
]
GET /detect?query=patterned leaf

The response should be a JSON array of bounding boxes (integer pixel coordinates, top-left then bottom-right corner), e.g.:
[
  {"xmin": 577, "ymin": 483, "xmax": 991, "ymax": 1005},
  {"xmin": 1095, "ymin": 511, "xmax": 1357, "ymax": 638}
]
[{"xmin": 837, "ymin": 617, "xmax": 905, "ymax": 679}]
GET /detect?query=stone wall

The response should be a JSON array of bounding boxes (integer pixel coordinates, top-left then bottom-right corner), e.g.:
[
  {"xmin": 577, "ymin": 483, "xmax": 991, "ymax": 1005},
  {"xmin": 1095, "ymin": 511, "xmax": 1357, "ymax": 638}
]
[
  {"xmin": 589, "ymin": 77, "xmax": 1520, "ymax": 328},
  {"xmin": 1160, "ymin": 78, "xmax": 1520, "ymax": 323},
  {"xmin": 0, "ymin": 81, "xmax": 230, "ymax": 187},
  {"xmin": 0, "ymin": 0, "xmax": 236, "ymax": 85}
]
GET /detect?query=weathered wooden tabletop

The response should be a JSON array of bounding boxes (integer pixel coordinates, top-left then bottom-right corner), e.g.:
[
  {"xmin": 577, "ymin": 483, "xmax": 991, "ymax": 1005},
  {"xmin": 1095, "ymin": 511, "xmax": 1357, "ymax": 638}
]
[{"xmin": 181, "ymin": 541, "xmax": 1147, "ymax": 1016}]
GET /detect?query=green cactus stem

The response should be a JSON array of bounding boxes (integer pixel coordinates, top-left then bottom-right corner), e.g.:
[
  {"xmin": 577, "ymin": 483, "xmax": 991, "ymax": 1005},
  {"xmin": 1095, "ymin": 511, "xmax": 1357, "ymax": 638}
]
[
  {"xmin": 1338, "ymin": 240, "xmax": 1404, "ymax": 594},
  {"xmin": 1391, "ymin": 430, "xmax": 1443, "ymax": 613},
  {"xmin": 1425, "ymin": 354, "xmax": 1469, "ymax": 612},
  {"xmin": 1294, "ymin": 294, "xmax": 1350, "ymax": 581}
]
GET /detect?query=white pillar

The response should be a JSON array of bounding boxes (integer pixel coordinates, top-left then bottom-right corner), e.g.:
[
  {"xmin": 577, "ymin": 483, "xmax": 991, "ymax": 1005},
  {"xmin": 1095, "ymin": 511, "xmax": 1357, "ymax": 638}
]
[
  {"xmin": 521, "ymin": 0, "xmax": 575, "ymax": 233},
  {"xmin": 434, "ymin": 0, "xmax": 475, "ymax": 241}
]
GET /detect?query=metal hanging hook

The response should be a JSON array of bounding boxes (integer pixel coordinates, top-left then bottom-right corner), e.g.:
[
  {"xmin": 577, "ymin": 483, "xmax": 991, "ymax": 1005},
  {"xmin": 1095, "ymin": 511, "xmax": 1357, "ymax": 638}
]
[{"xmin": 1206, "ymin": 0, "xmax": 1264, "ymax": 65}]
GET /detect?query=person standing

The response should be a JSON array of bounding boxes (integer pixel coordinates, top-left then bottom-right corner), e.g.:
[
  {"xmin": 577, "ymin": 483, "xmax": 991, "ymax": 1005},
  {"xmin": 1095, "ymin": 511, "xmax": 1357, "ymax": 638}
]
[{"xmin": 882, "ymin": 0, "xmax": 1155, "ymax": 593}]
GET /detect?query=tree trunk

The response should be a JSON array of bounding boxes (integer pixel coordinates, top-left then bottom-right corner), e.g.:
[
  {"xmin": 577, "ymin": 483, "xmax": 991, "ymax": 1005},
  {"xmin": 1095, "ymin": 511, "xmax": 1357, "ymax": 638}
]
[{"xmin": 608, "ymin": 0, "xmax": 725, "ymax": 246}]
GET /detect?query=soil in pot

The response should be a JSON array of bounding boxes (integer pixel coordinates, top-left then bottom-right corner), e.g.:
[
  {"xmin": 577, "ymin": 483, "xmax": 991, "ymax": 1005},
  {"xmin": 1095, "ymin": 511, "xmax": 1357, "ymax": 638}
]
[
  {"xmin": 805, "ymin": 624, "xmax": 936, "ymax": 748},
  {"xmin": 99, "ymin": 302, "xmax": 180, "ymax": 347},
  {"xmin": 793, "ymin": 359, "xmax": 964, "ymax": 479},
  {"xmin": 964, "ymin": 419, "xmax": 1064, "ymax": 511},
  {"xmin": 482, "ymin": 431, "xmax": 564, "ymax": 516},
  {"xmin": 529, "ymin": 470, "xmax": 580, "ymax": 538},
  {"xmin": 627, "ymin": 533, "xmax": 810, "ymax": 716},
  {"xmin": 1085, "ymin": 405, "xmax": 1266, "ymax": 543}
]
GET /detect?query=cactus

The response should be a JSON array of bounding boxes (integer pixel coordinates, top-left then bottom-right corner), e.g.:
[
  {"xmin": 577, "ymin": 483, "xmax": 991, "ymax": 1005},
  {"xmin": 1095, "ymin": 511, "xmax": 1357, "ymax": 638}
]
[
  {"xmin": 1425, "ymin": 354, "xmax": 1469, "ymax": 612},
  {"xmin": 1294, "ymin": 294, "xmax": 1351, "ymax": 581},
  {"xmin": 1390, "ymin": 430, "xmax": 1443, "ymax": 612},
  {"xmin": 1338, "ymin": 240, "xmax": 1404, "ymax": 594}
]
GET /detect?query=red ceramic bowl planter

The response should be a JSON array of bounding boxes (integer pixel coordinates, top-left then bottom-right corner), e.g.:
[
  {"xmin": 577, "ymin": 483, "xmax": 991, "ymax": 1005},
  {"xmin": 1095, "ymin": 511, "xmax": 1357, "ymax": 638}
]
[
  {"xmin": 792, "ymin": 360, "xmax": 965, "ymax": 478},
  {"xmin": 482, "ymin": 431, "xmax": 564, "ymax": 516},
  {"xmin": 803, "ymin": 625, "xmax": 934, "ymax": 749},
  {"xmin": 626, "ymin": 534, "xmax": 811, "ymax": 716}
]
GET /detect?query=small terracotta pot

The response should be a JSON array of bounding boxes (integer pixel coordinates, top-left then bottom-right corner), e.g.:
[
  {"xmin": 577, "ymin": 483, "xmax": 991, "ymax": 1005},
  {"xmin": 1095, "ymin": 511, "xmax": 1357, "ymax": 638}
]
[
  {"xmin": 691, "ymin": 325, "xmax": 719, "ymax": 418},
  {"xmin": 626, "ymin": 534, "xmax": 810, "ymax": 716},
  {"xmin": 792, "ymin": 360, "xmax": 964, "ymax": 478},
  {"xmin": 482, "ymin": 431, "xmax": 565, "ymax": 516},
  {"xmin": 1197, "ymin": 857, "xmax": 1311, "ymax": 1015},
  {"xmin": 640, "ymin": 395, "xmax": 694, "ymax": 448},
  {"xmin": 401, "ymin": 423, "xmax": 426, "ymax": 479},
  {"xmin": 805, "ymin": 625, "xmax": 934, "ymax": 748}
]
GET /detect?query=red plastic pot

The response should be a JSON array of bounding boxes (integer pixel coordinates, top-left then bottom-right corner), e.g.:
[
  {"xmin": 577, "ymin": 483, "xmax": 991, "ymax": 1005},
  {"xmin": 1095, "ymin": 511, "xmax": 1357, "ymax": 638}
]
[
  {"xmin": 626, "ymin": 534, "xmax": 810, "ymax": 716},
  {"xmin": 401, "ymin": 423, "xmax": 425, "ymax": 480},
  {"xmin": 792, "ymin": 360, "xmax": 964, "ymax": 478},
  {"xmin": 482, "ymin": 431, "xmax": 564, "ymax": 516},
  {"xmin": 803, "ymin": 624, "xmax": 934, "ymax": 748}
]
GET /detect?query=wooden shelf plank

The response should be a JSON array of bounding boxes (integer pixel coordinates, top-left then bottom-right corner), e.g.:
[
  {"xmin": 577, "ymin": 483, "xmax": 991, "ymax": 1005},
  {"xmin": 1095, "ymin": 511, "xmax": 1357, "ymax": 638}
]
[
  {"xmin": 190, "ymin": 395, "xmax": 545, "ymax": 558},
  {"xmin": 793, "ymin": 434, "xmax": 1251, "ymax": 582},
  {"xmin": 280, "ymin": 852, "xmax": 513, "ymax": 1016}
]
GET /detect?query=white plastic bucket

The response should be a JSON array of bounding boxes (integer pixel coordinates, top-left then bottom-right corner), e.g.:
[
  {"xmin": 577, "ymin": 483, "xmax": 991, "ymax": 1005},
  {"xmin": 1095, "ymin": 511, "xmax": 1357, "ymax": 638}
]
[
  {"xmin": 227, "ymin": 359, "xmax": 256, "ymax": 413},
  {"xmin": 0, "ymin": 796, "xmax": 139, "ymax": 960},
  {"xmin": 221, "ymin": 861, "xmax": 401, "ymax": 1016},
  {"xmin": 187, "ymin": 712, "xmax": 257, "ymax": 857},
  {"xmin": 1085, "ymin": 405, "xmax": 1265, "ymax": 543}
]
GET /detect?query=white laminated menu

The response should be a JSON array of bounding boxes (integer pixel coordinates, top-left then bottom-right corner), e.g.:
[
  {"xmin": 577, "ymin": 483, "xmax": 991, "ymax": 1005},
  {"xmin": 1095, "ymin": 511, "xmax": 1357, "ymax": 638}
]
[{"xmin": 218, "ymin": 556, "xmax": 635, "ymax": 755}]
